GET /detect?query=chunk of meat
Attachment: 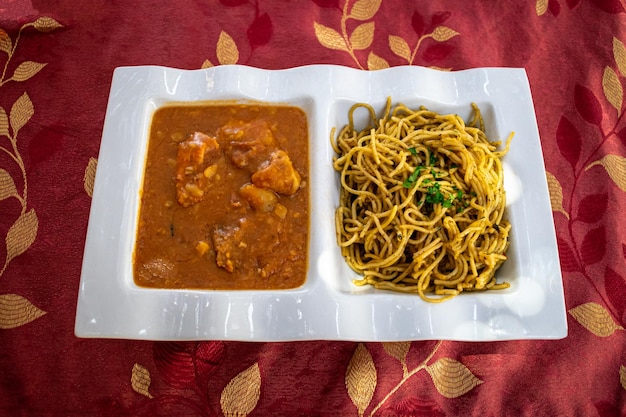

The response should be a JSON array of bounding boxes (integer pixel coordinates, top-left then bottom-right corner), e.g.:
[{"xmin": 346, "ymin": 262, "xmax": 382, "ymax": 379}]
[
  {"xmin": 219, "ymin": 120, "xmax": 278, "ymax": 172},
  {"xmin": 251, "ymin": 150, "xmax": 301, "ymax": 195},
  {"xmin": 239, "ymin": 183, "xmax": 278, "ymax": 212},
  {"xmin": 212, "ymin": 216, "xmax": 283, "ymax": 276},
  {"xmin": 175, "ymin": 132, "xmax": 221, "ymax": 207},
  {"xmin": 212, "ymin": 223, "xmax": 246, "ymax": 273},
  {"xmin": 137, "ymin": 258, "xmax": 175, "ymax": 285}
]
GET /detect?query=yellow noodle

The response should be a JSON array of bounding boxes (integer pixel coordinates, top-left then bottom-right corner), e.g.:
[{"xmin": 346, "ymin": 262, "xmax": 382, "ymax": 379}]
[{"xmin": 332, "ymin": 97, "xmax": 513, "ymax": 302}]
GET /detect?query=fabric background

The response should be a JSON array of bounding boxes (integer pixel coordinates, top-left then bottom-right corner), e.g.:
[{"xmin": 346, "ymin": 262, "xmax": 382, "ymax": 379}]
[{"xmin": 0, "ymin": 0, "xmax": 625, "ymax": 416}]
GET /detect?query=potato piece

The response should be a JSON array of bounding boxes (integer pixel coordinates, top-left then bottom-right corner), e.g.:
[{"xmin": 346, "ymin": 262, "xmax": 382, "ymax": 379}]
[
  {"xmin": 239, "ymin": 183, "xmax": 278, "ymax": 212},
  {"xmin": 273, "ymin": 203, "xmax": 288, "ymax": 219}
]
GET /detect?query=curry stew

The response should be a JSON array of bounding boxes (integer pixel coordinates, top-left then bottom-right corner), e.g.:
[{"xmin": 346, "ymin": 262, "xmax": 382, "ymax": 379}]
[{"xmin": 134, "ymin": 103, "xmax": 309, "ymax": 290}]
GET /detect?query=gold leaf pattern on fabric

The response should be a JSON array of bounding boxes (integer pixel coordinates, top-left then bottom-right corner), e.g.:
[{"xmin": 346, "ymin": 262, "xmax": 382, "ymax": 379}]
[
  {"xmin": 349, "ymin": 22, "xmax": 375, "ymax": 50},
  {"xmin": 314, "ymin": 22, "xmax": 348, "ymax": 51},
  {"xmin": 220, "ymin": 362, "xmax": 261, "ymax": 417},
  {"xmin": 620, "ymin": 365, "xmax": 626, "ymax": 390},
  {"xmin": 345, "ymin": 343, "xmax": 377, "ymax": 416},
  {"xmin": 383, "ymin": 341, "xmax": 410, "ymax": 364},
  {"xmin": 216, "ymin": 31, "xmax": 239, "ymax": 65},
  {"xmin": 426, "ymin": 357, "xmax": 483, "ymax": 398},
  {"xmin": 10, "ymin": 92, "xmax": 34, "ymax": 137},
  {"xmin": 367, "ymin": 51, "xmax": 389, "ymax": 70},
  {"xmin": 383, "ymin": 341, "xmax": 410, "ymax": 375},
  {"xmin": 11, "ymin": 61, "xmax": 47, "ymax": 82},
  {"xmin": 131, "ymin": 363, "xmax": 154, "ymax": 399},
  {"xmin": 0, "ymin": 293, "xmax": 46, "ymax": 329},
  {"xmin": 0, "ymin": 168, "xmax": 18, "ymax": 201},
  {"xmin": 389, "ymin": 35, "xmax": 411, "ymax": 61},
  {"xmin": 349, "ymin": 0, "xmax": 382, "ymax": 21},
  {"xmin": 201, "ymin": 59, "xmax": 213, "ymax": 69},
  {"xmin": 0, "ymin": 29, "xmax": 11, "ymax": 54},
  {"xmin": 545, "ymin": 171, "xmax": 569, "ymax": 219},
  {"xmin": 431, "ymin": 26, "xmax": 459, "ymax": 42},
  {"xmin": 603, "ymin": 66, "xmax": 623, "ymax": 114},
  {"xmin": 536, "ymin": 0, "xmax": 548, "ymax": 16},
  {"xmin": 0, "ymin": 106, "xmax": 8, "ymax": 137},
  {"xmin": 568, "ymin": 302, "xmax": 624, "ymax": 337},
  {"xmin": 5, "ymin": 209, "xmax": 38, "ymax": 266},
  {"xmin": 32, "ymin": 16, "xmax": 63, "ymax": 32},
  {"xmin": 585, "ymin": 155, "xmax": 626, "ymax": 192},
  {"xmin": 83, "ymin": 157, "xmax": 97, "ymax": 198},
  {"xmin": 613, "ymin": 37, "xmax": 626, "ymax": 76}
]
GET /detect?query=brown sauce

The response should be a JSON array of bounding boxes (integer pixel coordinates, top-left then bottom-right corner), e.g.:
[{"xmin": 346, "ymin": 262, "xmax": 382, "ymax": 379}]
[{"xmin": 133, "ymin": 103, "xmax": 309, "ymax": 290}]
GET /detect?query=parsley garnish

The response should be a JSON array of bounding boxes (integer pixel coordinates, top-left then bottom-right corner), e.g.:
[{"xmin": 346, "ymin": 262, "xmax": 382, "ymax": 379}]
[
  {"xmin": 425, "ymin": 182, "xmax": 444, "ymax": 204},
  {"xmin": 402, "ymin": 165, "xmax": 424, "ymax": 188},
  {"xmin": 408, "ymin": 147, "xmax": 417, "ymax": 156}
]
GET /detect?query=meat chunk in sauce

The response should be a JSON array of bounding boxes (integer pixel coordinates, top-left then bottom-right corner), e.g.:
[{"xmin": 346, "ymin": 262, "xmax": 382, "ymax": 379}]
[
  {"xmin": 239, "ymin": 183, "xmax": 278, "ymax": 212},
  {"xmin": 251, "ymin": 150, "xmax": 301, "ymax": 196},
  {"xmin": 212, "ymin": 217, "xmax": 284, "ymax": 277},
  {"xmin": 136, "ymin": 258, "xmax": 175, "ymax": 285},
  {"xmin": 219, "ymin": 120, "xmax": 277, "ymax": 171},
  {"xmin": 212, "ymin": 224, "xmax": 246, "ymax": 273},
  {"xmin": 220, "ymin": 120, "xmax": 301, "ymax": 195},
  {"xmin": 175, "ymin": 132, "xmax": 221, "ymax": 207}
]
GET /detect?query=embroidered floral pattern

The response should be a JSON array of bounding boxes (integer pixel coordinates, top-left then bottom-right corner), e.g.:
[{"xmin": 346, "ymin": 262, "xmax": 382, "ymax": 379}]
[
  {"xmin": 0, "ymin": 17, "xmax": 62, "ymax": 328},
  {"xmin": 546, "ymin": 34, "xmax": 626, "ymax": 400},
  {"xmin": 313, "ymin": 1, "xmax": 459, "ymax": 70},
  {"xmin": 345, "ymin": 341, "xmax": 481, "ymax": 416}
]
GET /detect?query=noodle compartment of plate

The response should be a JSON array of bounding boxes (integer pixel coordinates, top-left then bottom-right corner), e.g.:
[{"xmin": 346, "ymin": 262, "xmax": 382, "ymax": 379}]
[{"xmin": 331, "ymin": 98, "xmax": 513, "ymax": 302}]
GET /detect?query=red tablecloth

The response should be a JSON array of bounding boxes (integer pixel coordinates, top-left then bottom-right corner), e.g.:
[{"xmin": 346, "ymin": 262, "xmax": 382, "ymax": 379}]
[{"xmin": 1, "ymin": 1, "xmax": 625, "ymax": 415}]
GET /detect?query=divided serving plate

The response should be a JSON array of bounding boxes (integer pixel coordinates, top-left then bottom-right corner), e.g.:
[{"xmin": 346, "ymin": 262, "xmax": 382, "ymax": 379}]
[{"xmin": 75, "ymin": 65, "xmax": 567, "ymax": 341}]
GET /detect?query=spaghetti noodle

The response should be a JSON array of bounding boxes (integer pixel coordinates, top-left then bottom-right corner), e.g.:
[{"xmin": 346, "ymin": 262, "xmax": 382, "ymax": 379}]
[{"xmin": 331, "ymin": 98, "xmax": 513, "ymax": 302}]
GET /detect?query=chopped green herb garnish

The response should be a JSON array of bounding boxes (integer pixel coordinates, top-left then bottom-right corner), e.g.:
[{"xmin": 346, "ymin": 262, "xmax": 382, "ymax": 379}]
[
  {"xmin": 456, "ymin": 189, "xmax": 463, "ymax": 200},
  {"xmin": 429, "ymin": 152, "xmax": 437, "ymax": 166},
  {"xmin": 470, "ymin": 191, "xmax": 477, "ymax": 197},
  {"xmin": 442, "ymin": 199, "xmax": 452, "ymax": 208},
  {"xmin": 425, "ymin": 183, "xmax": 445, "ymax": 204},
  {"xmin": 402, "ymin": 166, "xmax": 422, "ymax": 188},
  {"xmin": 430, "ymin": 168, "xmax": 437, "ymax": 178},
  {"xmin": 408, "ymin": 147, "xmax": 417, "ymax": 156}
]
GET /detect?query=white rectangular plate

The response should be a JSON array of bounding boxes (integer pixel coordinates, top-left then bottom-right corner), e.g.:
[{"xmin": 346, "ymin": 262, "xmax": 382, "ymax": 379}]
[{"xmin": 75, "ymin": 65, "xmax": 567, "ymax": 341}]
